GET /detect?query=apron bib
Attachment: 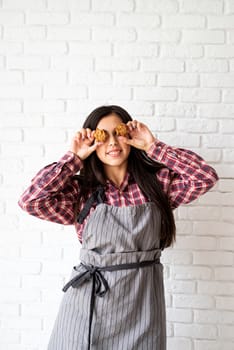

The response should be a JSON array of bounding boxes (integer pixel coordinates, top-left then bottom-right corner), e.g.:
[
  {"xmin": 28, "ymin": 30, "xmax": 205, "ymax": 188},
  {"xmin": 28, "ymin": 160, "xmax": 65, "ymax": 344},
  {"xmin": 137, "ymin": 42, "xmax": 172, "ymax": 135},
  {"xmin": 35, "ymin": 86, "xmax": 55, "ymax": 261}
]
[{"xmin": 48, "ymin": 202, "xmax": 166, "ymax": 350}]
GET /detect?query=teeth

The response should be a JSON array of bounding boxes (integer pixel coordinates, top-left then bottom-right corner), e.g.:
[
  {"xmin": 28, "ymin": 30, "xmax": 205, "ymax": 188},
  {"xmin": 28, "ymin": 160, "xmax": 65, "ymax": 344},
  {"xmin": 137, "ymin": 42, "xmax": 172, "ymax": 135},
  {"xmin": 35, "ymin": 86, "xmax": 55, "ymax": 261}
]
[{"xmin": 108, "ymin": 151, "xmax": 120, "ymax": 155}]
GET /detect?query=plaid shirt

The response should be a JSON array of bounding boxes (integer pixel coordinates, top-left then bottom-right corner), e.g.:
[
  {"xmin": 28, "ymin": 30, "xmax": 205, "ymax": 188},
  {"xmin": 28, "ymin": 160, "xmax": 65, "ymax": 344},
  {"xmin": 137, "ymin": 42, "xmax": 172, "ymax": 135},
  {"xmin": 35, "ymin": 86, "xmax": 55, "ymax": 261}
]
[{"xmin": 18, "ymin": 140, "xmax": 218, "ymax": 243}]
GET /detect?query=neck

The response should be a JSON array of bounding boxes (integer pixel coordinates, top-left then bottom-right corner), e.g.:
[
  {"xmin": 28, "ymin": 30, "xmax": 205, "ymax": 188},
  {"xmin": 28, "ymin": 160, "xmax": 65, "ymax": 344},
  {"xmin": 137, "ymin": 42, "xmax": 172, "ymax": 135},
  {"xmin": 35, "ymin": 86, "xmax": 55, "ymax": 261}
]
[{"xmin": 104, "ymin": 165, "xmax": 127, "ymax": 188}]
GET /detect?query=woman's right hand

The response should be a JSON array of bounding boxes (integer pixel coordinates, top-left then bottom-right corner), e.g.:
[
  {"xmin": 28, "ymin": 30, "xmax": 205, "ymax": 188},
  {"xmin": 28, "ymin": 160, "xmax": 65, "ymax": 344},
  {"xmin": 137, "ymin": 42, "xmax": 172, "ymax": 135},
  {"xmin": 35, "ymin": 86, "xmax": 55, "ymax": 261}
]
[{"xmin": 70, "ymin": 128, "xmax": 101, "ymax": 160}]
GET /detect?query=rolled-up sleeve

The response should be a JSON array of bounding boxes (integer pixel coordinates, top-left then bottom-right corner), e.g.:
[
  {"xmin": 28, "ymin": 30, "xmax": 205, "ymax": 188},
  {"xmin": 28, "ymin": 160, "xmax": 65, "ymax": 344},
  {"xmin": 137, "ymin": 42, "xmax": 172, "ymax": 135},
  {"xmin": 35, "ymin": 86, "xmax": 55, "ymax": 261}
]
[
  {"xmin": 147, "ymin": 140, "xmax": 219, "ymax": 209},
  {"xmin": 18, "ymin": 151, "xmax": 82, "ymax": 224}
]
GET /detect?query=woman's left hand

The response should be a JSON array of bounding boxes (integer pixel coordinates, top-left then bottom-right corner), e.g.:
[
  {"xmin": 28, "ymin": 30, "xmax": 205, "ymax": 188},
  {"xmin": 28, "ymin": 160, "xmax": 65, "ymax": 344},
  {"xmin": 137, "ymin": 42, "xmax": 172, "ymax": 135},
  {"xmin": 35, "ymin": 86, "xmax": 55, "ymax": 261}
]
[{"xmin": 121, "ymin": 120, "xmax": 156, "ymax": 152}]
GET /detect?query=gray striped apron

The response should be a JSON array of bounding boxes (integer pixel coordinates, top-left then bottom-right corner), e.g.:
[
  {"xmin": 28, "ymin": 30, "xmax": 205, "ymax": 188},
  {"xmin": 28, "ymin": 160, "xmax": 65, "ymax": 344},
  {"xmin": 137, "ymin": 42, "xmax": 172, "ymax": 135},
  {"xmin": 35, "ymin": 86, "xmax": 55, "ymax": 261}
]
[{"xmin": 48, "ymin": 202, "xmax": 166, "ymax": 350}]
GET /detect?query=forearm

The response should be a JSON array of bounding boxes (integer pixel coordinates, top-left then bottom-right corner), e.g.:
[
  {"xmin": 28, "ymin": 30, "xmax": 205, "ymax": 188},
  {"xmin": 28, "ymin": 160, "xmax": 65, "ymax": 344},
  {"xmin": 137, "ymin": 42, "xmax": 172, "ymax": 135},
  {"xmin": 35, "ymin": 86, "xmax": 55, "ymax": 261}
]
[
  {"xmin": 147, "ymin": 140, "xmax": 219, "ymax": 208},
  {"xmin": 18, "ymin": 151, "xmax": 82, "ymax": 224}
]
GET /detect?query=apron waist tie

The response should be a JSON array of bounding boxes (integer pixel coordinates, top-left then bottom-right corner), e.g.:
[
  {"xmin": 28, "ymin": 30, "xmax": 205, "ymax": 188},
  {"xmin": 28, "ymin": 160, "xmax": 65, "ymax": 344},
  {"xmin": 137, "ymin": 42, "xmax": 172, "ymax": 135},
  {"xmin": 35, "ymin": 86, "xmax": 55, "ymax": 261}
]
[{"xmin": 62, "ymin": 258, "xmax": 160, "ymax": 349}]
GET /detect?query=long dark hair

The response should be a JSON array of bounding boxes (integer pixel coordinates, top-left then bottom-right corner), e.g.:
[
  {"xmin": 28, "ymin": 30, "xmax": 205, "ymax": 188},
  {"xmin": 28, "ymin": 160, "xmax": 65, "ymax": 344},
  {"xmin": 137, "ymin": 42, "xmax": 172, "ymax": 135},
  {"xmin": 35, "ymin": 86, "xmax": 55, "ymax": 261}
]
[{"xmin": 75, "ymin": 105, "xmax": 176, "ymax": 248}]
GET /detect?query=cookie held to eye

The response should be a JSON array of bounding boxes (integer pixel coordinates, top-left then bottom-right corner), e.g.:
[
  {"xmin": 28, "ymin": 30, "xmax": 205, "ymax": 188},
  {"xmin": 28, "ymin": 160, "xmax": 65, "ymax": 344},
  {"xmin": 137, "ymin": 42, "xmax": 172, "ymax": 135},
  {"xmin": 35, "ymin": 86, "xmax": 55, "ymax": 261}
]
[
  {"xmin": 93, "ymin": 128, "xmax": 107, "ymax": 142},
  {"xmin": 115, "ymin": 123, "xmax": 128, "ymax": 136}
]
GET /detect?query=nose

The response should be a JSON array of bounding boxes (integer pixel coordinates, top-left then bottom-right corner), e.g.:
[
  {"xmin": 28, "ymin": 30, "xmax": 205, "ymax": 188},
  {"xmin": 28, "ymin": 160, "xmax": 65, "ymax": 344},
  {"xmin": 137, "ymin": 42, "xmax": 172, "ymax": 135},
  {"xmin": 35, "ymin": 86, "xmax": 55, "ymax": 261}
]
[{"xmin": 108, "ymin": 133, "xmax": 118, "ymax": 146}]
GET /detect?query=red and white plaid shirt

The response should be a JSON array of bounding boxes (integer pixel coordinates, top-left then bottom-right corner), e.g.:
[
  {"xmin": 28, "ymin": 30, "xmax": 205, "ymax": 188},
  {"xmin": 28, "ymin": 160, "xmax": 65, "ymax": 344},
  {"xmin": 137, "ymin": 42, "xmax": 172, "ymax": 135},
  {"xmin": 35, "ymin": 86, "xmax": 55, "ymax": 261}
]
[{"xmin": 18, "ymin": 140, "xmax": 218, "ymax": 243}]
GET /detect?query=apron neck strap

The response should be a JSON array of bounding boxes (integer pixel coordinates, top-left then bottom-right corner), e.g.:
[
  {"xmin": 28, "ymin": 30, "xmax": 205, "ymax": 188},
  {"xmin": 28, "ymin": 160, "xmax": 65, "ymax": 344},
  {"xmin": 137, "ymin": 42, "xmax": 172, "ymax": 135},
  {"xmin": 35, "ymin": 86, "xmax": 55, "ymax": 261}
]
[{"xmin": 77, "ymin": 186, "xmax": 105, "ymax": 224}]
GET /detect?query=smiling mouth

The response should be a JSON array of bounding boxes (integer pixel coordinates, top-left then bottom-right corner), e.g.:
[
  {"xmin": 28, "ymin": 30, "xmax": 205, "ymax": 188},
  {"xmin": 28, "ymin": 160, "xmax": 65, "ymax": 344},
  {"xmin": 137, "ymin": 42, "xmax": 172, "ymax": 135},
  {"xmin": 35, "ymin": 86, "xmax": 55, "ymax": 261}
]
[{"xmin": 107, "ymin": 149, "xmax": 122, "ymax": 156}]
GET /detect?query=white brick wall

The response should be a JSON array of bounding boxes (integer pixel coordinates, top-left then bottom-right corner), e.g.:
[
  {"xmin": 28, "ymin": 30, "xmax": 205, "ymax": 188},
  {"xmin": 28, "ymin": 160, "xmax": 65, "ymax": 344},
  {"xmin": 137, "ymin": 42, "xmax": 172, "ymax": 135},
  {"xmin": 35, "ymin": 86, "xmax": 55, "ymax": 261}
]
[{"xmin": 0, "ymin": 0, "xmax": 233, "ymax": 349}]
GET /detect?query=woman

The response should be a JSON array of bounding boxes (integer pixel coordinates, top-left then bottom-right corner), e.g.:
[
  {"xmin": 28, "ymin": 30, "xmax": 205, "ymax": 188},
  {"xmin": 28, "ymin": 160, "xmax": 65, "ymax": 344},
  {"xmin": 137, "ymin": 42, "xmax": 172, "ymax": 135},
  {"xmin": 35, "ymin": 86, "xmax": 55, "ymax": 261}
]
[{"xmin": 18, "ymin": 105, "xmax": 218, "ymax": 350}]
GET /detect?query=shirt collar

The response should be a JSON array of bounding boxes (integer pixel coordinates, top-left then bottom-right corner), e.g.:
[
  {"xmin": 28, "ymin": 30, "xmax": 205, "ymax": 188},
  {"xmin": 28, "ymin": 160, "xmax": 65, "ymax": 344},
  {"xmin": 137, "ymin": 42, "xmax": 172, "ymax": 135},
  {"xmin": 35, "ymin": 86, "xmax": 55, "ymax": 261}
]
[{"xmin": 106, "ymin": 172, "xmax": 133, "ymax": 191}]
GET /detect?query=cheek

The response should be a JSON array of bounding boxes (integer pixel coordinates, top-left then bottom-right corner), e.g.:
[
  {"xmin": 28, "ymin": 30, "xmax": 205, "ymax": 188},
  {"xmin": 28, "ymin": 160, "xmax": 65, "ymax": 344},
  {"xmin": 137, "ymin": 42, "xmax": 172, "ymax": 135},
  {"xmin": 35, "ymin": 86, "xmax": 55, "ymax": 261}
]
[{"xmin": 95, "ymin": 145, "xmax": 105, "ymax": 160}]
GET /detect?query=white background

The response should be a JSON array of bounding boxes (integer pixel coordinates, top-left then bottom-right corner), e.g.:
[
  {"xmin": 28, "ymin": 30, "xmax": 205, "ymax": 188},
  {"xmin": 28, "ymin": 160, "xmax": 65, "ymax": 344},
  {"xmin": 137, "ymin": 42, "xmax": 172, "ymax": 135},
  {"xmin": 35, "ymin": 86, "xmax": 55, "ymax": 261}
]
[{"xmin": 0, "ymin": 0, "xmax": 234, "ymax": 349}]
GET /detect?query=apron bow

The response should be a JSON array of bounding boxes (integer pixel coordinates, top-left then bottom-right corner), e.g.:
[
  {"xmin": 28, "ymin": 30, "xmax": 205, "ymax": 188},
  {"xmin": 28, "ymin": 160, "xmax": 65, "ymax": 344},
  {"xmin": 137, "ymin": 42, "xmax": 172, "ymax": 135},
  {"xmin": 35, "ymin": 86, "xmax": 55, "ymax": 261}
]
[{"xmin": 62, "ymin": 263, "xmax": 109, "ymax": 296}]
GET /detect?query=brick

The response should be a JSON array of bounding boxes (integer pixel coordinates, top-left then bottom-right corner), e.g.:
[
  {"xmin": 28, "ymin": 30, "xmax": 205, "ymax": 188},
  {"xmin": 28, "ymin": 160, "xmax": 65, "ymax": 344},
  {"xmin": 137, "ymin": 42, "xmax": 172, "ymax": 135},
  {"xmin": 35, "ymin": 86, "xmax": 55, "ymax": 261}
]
[
  {"xmin": 184, "ymin": 206, "xmax": 221, "ymax": 221},
  {"xmin": 47, "ymin": 0, "xmax": 90, "ymax": 10},
  {"xmin": 26, "ymin": 11, "xmax": 69, "ymax": 25},
  {"xmin": 2, "ymin": 0, "xmax": 46, "ymax": 9},
  {"xmin": 0, "ymin": 303, "xmax": 19, "ymax": 317},
  {"xmin": 186, "ymin": 59, "xmax": 228, "ymax": 72},
  {"xmin": 162, "ymin": 250, "xmax": 192, "ymax": 265},
  {"xmin": 1, "ymin": 114, "xmax": 43, "ymax": 127},
  {"xmin": 24, "ymin": 100, "xmax": 64, "ymax": 114},
  {"xmin": 221, "ymin": 207, "xmax": 234, "ymax": 223},
  {"xmin": 158, "ymin": 73, "xmax": 198, "ymax": 87},
  {"xmin": 161, "ymin": 44, "xmax": 204, "ymax": 58},
  {"xmin": 117, "ymin": 13, "xmax": 160, "ymax": 27},
  {"xmin": 167, "ymin": 308, "xmax": 193, "ymax": 323},
  {"xmin": 174, "ymin": 236, "xmax": 216, "ymax": 250},
  {"xmin": 171, "ymin": 266, "xmax": 212, "ymax": 280},
  {"xmin": 180, "ymin": 88, "xmax": 221, "ymax": 103},
  {"xmin": 69, "ymin": 42, "xmax": 111, "ymax": 56},
  {"xmin": 205, "ymin": 45, "xmax": 234, "ymax": 57},
  {"xmin": 25, "ymin": 71, "xmax": 67, "ymax": 84},
  {"xmin": 135, "ymin": 0, "xmax": 178, "ymax": 13},
  {"xmin": 218, "ymin": 325, "xmax": 234, "ymax": 339},
  {"xmin": 2, "ymin": 143, "xmax": 43, "ymax": 157},
  {"xmin": 0, "ymin": 85, "xmax": 41, "ymax": 99},
  {"xmin": 21, "ymin": 302, "xmax": 59, "ymax": 317},
  {"xmin": 194, "ymin": 252, "xmax": 233, "ymax": 266},
  {"xmin": 44, "ymin": 85, "xmax": 86, "ymax": 99},
  {"xmin": 177, "ymin": 119, "xmax": 218, "ymax": 133},
  {"xmin": 174, "ymin": 323, "xmax": 217, "ymax": 339},
  {"xmin": 24, "ymin": 41, "xmax": 67, "ymax": 54},
  {"xmin": 155, "ymin": 102, "xmax": 197, "ymax": 118},
  {"xmin": 71, "ymin": 13, "xmax": 114, "ymax": 25},
  {"xmin": 216, "ymin": 297, "xmax": 234, "ymax": 310},
  {"xmin": 220, "ymin": 120, "xmax": 234, "ymax": 133},
  {"xmin": 1, "ymin": 317, "xmax": 41, "ymax": 330},
  {"xmin": 93, "ymin": 27, "xmax": 136, "ymax": 42},
  {"xmin": 198, "ymin": 281, "xmax": 234, "ymax": 295},
  {"xmin": 95, "ymin": 57, "xmax": 138, "ymax": 71},
  {"xmin": 113, "ymin": 72, "xmax": 155, "ymax": 86},
  {"xmin": 215, "ymin": 267, "xmax": 234, "ymax": 281},
  {"xmin": 214, "ymin": 164, "xmax": 234, "ymax": 178},
  {"xmin": 162, "ymin": 15, "xmax": 206, "ymax": 28},
  {"xmin": 47, "ymin": 26, "xmax": 90, "ymax": 40},
  {"xmin": 0, "ymin": 128, "xmax": 22, "ymax": 142},
  {"xmin": 180, "ymin": 0, "xmax": 223, "ymax": 14},
  {"xmin": 138, "ymin": 28, "xmax": 180, "ymax": 43},
  {"xmin": 228, "ymin": 30, "xmax": 234, "ymax": 43},
  {"xmin": 218, "ymin": 178, "xmax": 234, "ymax": 191},
  {"xmin": 4, "ymin": 26, "xmax": 46, "ymax": 40},
  {"xmin": 0, "ymin": 99, "xmax": 22, "ymax": 113},
  {"xmin": 198, "ymin": 103, "xmax": 234, "ymax": 118},
  {"xmin": 182, "ymin": 30, "xmax": 225, "ymax": 44},
  {"xmin": 141, "ymin": 58, "xmax": 184, "ymax": 72},
  {"xmin": 173, "ymin": 294, "xmax": 214, "ymax": 309},
  {"xmin": 167, "ymin": 337, "xmax": 192, "ymax": 350},
  {"xmin": 201, "ymin": 73, "xmax": 234, "ymax": 87},
  {"xmin": 0, "ymin": 71, "xmax": 22, "ymax": 84},
  {"xmin": 194, "ymin": 221, "xmax": 233, "ymax": 236},
  {"xmin": 134, "ymin": 87, "xmax": 177, "ymax": 101},
  {"xmin": 208, "ymin": 15, "xmax": 234, "ymax": 28},
  {"xmin": 226, "ymin": 0, "xmax": 234, "ymax": 13},
  {"xmin": 69, "ymin": 71, "xmax": 112, "ymax": 85},
  {"xmin": 21, "ymin": 245, "xmax": 62, "ymax": 260},
  {"xmin": 114, "ymin": 43, "xmax": 158, "ymax": 57},
  {"xmin": 0, "ymin": 11, "xmax": 24, "ymax": 24},
  {"xmin": 7, "ymin": 56, "xmax": 50, "ymax": 70},
  {"xmin": 195, "ymin": 340, "xmax": 234, "ymax": 350},
  {"xmin": 92, "ymin": 0, "xmax": 134, "ymax": 11},
  {"xmin": 165, "ymin": 280, "xmax": 196, "ymax": 294},
  {"xmin": 51, "ymin": 56, "xmax": 93, "ymax": 71},
  {"xmin": 89, "ymin": 86, "xmax": 131, "ymax": 100},
  {"xmin": 223, "ymin": 88, "xmax": 234, "ymax": 101},
  {"xmin": 203, "ymin": 134, "xmax": 234, "ymax": 148},
  {"xmin": 0, "ymin": 41, "xmax": 22, "ymax": 54},
  {"xmin": 195, "ymin": 309, "xmax": 234, "ymax": 324},
  {"xmin": 0, "ymin": 329, "xmax": 20, "ymax": 344}
]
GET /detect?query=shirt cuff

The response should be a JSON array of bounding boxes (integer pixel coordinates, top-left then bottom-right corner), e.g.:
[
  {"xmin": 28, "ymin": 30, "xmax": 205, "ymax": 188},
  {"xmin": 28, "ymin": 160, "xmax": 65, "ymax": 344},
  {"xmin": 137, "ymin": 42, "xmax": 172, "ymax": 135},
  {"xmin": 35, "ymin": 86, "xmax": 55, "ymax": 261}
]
[
  {"xmin": 146, "ymin": 140, "xmax": 170, "ymax": 163},
  {"xmin": 58, "ymin": 151, "xmax": 83, "ymax": 174}
]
